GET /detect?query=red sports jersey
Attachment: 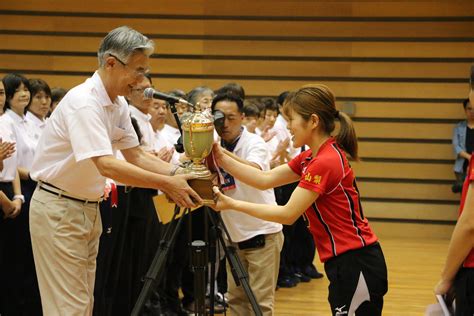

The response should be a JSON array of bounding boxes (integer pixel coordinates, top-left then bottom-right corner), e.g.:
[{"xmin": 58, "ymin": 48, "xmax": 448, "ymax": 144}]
[
  {"xmin": 288, "ymin": 138, "xmax": 378, "ymax": 262},
  {"xmin": 460, "ymin": 157, "xmax": 474, "ymax": 268}
]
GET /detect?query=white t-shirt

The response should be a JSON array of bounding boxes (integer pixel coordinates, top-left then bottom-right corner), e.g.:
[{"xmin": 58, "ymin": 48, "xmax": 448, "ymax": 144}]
[
  {"xmin": 0, "ymin": 114, "xmax": 19, "ymax": 181},
  {"xmin": 6, "ymin": 109, "xmax": 37, "ymax": 170},
  {"xmin": 129, "ymin": 105, "xmax": 155, "ymax": 152},
  {"xmin": 30, "ymin": 71, "xmax": 139, "ymax": 199},
  {"xmin": 219, "ymin": 129, "xmax": 282, "ymax": 242}
]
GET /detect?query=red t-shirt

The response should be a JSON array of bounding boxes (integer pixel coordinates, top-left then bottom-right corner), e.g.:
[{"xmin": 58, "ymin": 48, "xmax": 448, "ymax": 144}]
[
  {"xmin": 460, "ymin": 157, "xmax": 474, "ymax": 268},
  {"xmin": 288, "ymin": 138, "xmax": 378, "ymax": 262}
]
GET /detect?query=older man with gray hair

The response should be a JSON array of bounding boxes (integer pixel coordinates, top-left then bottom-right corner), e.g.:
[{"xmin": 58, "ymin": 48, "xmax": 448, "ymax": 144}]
[{"xmin": 29, "ymin": 26, "xmax": 202, "ymax": 316}]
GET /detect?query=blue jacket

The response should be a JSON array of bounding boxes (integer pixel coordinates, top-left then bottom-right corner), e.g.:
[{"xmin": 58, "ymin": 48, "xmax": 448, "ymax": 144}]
[{"xmin": 453, "ymin": 120, "xmax": 468, "ymax": 173}]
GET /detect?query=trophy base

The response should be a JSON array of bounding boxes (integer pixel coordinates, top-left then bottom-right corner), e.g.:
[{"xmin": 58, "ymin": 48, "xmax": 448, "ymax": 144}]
[{"xmin": 188, "ymin": 173, "xmax": 219, "ymax": 205}]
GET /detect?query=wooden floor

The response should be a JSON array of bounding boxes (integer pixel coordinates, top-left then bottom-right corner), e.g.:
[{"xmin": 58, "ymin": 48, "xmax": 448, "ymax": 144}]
[{"xmin": 272, "ymin": 237, "xmax": 450, "ymax": 316}]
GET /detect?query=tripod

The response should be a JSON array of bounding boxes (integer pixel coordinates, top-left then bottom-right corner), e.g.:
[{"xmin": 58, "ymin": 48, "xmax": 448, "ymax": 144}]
[{"xmin": 131, "ymin": 204, "xmax": 263, "ymax": 316}]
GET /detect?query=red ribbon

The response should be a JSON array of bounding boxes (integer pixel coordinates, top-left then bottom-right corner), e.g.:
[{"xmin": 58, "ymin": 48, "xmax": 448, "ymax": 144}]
[{"xmin": 110, "ymin": 182, "xmax": 118, "ymax": 208}]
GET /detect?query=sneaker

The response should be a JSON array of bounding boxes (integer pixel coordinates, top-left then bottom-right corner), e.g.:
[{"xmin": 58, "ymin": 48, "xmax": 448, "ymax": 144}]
[
  {"xmin": 294, "ymin": 271, "xmax": 311, "ymax": 283},
  {"xmin": 277, "ymin": 276, "xmax": 297, "ymax": 288},
  {"xmin": 304, "ymin": 264, "xmax": 324, "ymax": 279}
]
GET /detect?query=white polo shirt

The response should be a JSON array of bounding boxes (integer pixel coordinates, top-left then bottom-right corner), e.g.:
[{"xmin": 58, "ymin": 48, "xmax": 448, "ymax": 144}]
[
  {"xmin": 25, "ymin": 111, "xmax": 46, "ymax": 149},
  {"xmin": 30, "ymin": 71, "xmax": 139, "ymax": 199},
  {"xmin": 155, "ymin": 128, "xmax": 180, "ymax": 166},
  {"xmin": 161, "ymin": 124, "xmax": 180, "ymax": 147},
  {"xmin": 220, "ymin": 129, "xmax": 282, "ymax": 242},
  {"xmin": 6, "ymin": 109, "xmax": 37, "ymax": 170},
  {"xmin": 129, "ymin": 105, "xmax": 155, "ymax": 152},
  {"xmin": 275, "ymin": 114, "xmax": 287, "ymax": 130},
  {"xmin": 0, "ymin": 114, "xmax": 19, "ymax": 182}
]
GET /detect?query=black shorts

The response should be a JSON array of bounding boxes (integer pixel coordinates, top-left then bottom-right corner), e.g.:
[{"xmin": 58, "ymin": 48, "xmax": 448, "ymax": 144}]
[
  {"xmin": 454, "ymin": 267, "xmax": 474, "ymax": 316},
  {"xmin": 324, "ymin": 242, "xmax": 388, "ymax": 316}
]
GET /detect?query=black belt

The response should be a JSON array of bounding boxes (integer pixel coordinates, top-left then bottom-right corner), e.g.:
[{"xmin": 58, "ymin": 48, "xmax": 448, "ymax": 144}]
[
  {"xmin": 238, "ymin": 234, "xmax": 266, "ymax": 250},
  {"xmin": 39, "ymin": 182, "xmax": 101, "ymax": 204}
]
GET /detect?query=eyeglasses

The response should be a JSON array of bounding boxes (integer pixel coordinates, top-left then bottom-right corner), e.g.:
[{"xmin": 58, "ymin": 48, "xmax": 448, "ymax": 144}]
[
  {"xmin": 130, "ymin": 87, "xmax": 146, "ymax": 94},
  {"xmin": 109, "ymin": 53, "xmax": 150, "ymax": 79}
]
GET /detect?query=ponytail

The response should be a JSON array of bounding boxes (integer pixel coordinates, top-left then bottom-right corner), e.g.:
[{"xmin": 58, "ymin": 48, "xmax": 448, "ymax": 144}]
[
  {"xmin": 335, "ymin": 111, "xmax": 359, "ymax": 160},
  {"xmin": 283, "ymin": 84, "xmax": 359, "ymax": 160}
]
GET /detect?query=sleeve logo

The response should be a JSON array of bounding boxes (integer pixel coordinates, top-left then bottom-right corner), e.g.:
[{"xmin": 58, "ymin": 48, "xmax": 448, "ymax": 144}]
[
  {"xmin": 304, "ymin": 172, "xmax": 322, "ymax": 185},
  {"xmin": 313, "ymin": 175, "xmax": 322, "ymax": 185}
]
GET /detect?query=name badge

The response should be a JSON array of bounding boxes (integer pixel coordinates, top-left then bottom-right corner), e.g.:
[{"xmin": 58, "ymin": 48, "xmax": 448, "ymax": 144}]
[{"xmin": 220, "ymin": 168, "xmax": 236, "ymax": 191}]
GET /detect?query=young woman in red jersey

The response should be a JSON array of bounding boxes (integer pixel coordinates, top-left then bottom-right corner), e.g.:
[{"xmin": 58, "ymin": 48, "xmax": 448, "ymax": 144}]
[
  {"xmin": 435, "ymin": 87, "xmax": 474, "ymax": 315},
  {"xmin": 212, "ymin": 84, "xmax": 388, "ymax": 316}
]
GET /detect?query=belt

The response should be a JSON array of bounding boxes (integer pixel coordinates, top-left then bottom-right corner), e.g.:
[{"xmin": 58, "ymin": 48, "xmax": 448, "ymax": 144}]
[
  {"xmin": 238, "ymin": 234, "xmax": 266, "ymax": 250},
  {"xmin": 38, "ymin": 182, "xmax": 102, "ymax": 204}
]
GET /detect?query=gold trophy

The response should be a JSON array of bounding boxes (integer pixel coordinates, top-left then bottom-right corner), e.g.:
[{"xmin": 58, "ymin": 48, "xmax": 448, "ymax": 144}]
[{"xmin": 181, "ymin": 106, "xmax": 219, "ymax": 205}]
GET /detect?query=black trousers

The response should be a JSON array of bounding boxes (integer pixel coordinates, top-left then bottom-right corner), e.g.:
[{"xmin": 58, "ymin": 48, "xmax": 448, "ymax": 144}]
[
  {"xmin": 324, "ymin": 243, "xmax": 388, "ymax": 316},
  {"xmin": 275, "ymin": 182, "xmax": 316, "ymax": 278},
  {"xmin": 114, "ymin": 187, "xmax": 163, "ymax": 316},
  {"xmin": 0, "ymin": 179, "xmax": 42, "ymax": 316},
  {"xmin": 94, "ymin": 186, "xmax": 130, "ymax": 316},
  {"xmin": 454, "ymin": 267, "xmax": 474, "ymax": 316},
  {"xmin": 0, "ymin": 181, "xmax": 13, "ymax": 314}
]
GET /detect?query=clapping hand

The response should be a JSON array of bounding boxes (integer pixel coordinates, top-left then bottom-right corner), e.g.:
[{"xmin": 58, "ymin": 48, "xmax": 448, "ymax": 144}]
[
  {"xmin": 155, "ymin": 147, "xmax": 174, "ymax": 163},
  {"xmin": 0, "ymin": 138, "xmax": 15, "ymax": 170}
]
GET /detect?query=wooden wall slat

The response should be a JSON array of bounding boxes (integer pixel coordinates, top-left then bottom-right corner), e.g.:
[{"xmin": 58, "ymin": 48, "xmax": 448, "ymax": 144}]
[
  {"xmin": 0, "ymin": 1, "xmax": 472, "ymax": 17},
  {"xmin": 0, "ymin": 74, "xmax": 466, "ymax": 99},
  {"xmin": 1, "ymin": 15, "xmax": 472, "ymax": 37},
  {"xmin": 363, "ymin": 202, "xmax": 458, "ymax": 221},
  {"xmin": 0, "ymin": 73, "xmax": 87, "ymax": 89},
  {"xmin": 354, "ymin": 122, "xmax": 453, "ymax": 140},
  {"xmin": 352, "ymin": 102, "xmax": 465, "ymax": 119},
  {"xmin": 358, "ymin": 182, "xmax": 457, "ymax": 201},
  {"xmin": 370, "ymin": 222, "xmax": 454, "ymax": 239},
  {"xmin": 2, "ymin": 35, "xmax": 473, "ymax": 59},
  {"xmin": 358, "ymin": 142, "xmax": 454, "ymax": 160},
  {"xmin": 202, "ymin": 60, "xmax": 472, "ymax": 78},
  {"xmin": 1, "ymin": 54, "xmax": 471, "ymax": 79},
  {"xmin": 352, "ymin": 161, "xmax": 454, "ymax": 180}
]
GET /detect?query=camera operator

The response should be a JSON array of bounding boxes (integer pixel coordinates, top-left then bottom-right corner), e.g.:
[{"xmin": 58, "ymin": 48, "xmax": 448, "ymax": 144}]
[{"xmin": 212, "ymin": 92, "xmax": 283, "ymax": 316}]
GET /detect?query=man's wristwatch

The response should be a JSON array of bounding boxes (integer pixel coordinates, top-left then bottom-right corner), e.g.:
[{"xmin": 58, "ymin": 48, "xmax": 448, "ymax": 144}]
[{"xmin": 13, "ymin": 194, "xmax": 25, "ymax": 203}]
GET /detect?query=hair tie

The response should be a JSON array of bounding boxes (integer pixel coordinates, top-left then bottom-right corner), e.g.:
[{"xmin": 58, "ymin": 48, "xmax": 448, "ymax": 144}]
[{"xmin": 334, "ymin": 110, "xmax": 340, "ymax": 119}]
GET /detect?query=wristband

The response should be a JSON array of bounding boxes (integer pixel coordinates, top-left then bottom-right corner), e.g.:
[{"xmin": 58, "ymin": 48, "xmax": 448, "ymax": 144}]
[{"xmin": 13, "ymin": 194, "xmax": 25, "ymax": 203}]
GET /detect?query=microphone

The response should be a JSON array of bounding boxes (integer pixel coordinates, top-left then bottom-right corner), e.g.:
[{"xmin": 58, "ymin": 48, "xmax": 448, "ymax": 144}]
[{"xmin": 144, "ymin": 88, "xmax": 193, "ymax": 108}]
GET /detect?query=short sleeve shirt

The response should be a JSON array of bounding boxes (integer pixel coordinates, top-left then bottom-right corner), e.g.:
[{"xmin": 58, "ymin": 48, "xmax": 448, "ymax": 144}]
[
  {"xmin": 288, "ymin": 138, "xmax": 378, "ymax": 262},
  {"xmin": 30, "ymin": 72, "xmax": 139, "ymax": 199},
  {"xmin": 219, "ymin": 129, "xmax": 282, "ymax": 242}
]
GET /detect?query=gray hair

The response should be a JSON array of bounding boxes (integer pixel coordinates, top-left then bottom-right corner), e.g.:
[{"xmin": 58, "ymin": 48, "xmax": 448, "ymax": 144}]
[
  {"xmin": 186, "ymin": 86, "xmax": 215, "ymax": 105},
  {"xmin": 97, "ymin": 26, "xmax": 155, "ymax": 67}
]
